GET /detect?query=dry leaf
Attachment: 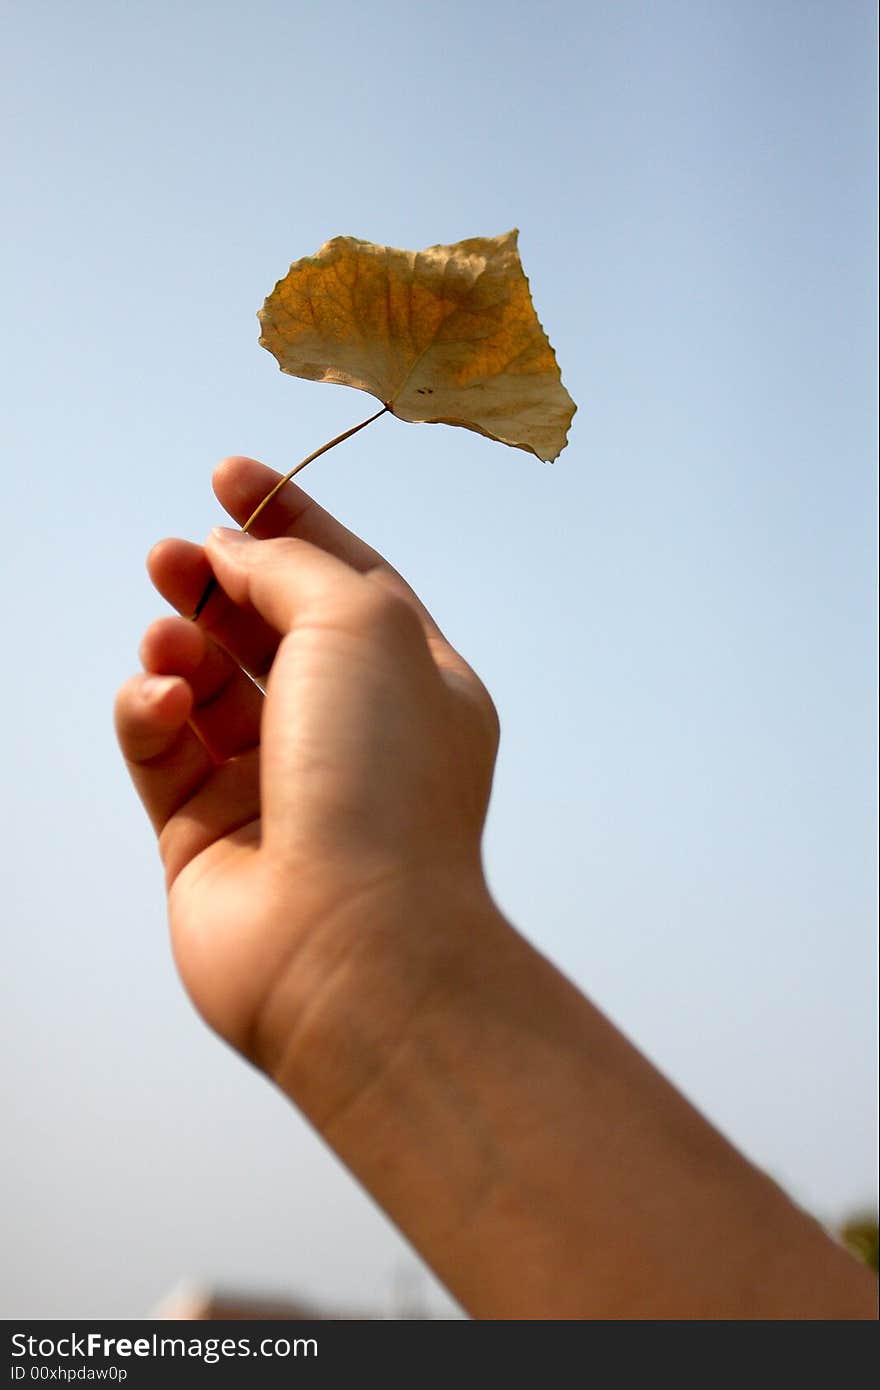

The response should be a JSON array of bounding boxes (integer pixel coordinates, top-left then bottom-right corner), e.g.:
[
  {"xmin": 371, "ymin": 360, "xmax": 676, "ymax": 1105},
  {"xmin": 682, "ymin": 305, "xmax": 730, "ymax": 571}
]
[{"xmin": 258, "ymin": 229, "xmax": 576, "ymax": 462}]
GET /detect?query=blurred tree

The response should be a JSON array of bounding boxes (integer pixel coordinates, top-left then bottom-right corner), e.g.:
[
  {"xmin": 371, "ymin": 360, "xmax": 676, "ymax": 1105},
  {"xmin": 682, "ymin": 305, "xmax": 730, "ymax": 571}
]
[{"xmin": 839, "ymin": 1215, "xmax": 879, "ymax": 1273}]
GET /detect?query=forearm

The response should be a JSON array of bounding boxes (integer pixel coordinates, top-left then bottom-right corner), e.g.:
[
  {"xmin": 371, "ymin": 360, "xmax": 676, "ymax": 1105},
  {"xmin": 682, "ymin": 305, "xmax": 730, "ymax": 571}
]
[
  {"xmin": 263, "ymin": 885, "xmax": 877, "ymax": 1320},
  {"xmin": 122, "ymin": 484, "xmax": 875, "ymax": 1320}
]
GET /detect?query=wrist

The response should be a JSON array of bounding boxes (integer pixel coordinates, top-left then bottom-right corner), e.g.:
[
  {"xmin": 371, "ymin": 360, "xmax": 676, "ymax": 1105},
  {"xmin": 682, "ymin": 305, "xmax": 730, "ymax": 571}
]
[{"xmin": 253, "ymin": 861, "xmax": 507, "ymax": 1127}]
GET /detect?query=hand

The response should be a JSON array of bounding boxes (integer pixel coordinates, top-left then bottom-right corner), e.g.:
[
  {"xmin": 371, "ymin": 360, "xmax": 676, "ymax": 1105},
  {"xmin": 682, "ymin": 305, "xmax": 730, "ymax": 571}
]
[
  {"xmin": 115, "ymin": 456, "xmax": 500, "ymax": 1110},
  {"xmin": 115, "ymin": 458, "xmax": 878, "ymax": 1319}
]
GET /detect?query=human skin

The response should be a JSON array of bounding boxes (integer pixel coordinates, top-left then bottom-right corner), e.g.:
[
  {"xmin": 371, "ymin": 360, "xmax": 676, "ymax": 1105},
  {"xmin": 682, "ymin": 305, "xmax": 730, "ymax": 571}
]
[{"xmin": 114, "ymin": 456, "xmax": 877, "ymax": 1320}]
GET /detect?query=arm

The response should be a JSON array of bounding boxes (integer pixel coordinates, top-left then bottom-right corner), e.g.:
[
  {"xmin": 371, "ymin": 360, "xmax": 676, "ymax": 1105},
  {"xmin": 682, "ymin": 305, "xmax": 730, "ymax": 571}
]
[{"xmin": 115, "ymin": 456, "xmax": 877, "ymax": 1320}]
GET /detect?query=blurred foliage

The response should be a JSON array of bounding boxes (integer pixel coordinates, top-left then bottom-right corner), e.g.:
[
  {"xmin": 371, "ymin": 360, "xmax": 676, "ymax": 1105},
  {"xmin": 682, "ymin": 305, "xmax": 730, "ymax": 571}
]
[{"xmin": 839, "ymin": 1214, "xmax": 879, "ymax": 1273}]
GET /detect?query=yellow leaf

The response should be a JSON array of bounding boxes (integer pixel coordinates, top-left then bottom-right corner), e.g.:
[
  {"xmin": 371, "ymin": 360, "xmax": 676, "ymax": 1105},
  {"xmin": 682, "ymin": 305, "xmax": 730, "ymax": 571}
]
[{"xmin": 258, "ymin": 230, "xmax": 576, "ymax": 462}]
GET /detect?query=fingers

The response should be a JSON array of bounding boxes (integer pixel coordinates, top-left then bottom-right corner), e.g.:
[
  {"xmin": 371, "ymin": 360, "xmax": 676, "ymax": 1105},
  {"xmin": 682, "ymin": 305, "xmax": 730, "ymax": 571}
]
[
  {"xmin": 150, "ymin": 458, "xmax": 478, "ymax": 697},
  {"xmin": 213, "ymin": 455, "xmax": 388, "ymax": 572},
  {"xmin": 139, "ymin": 616, "xmax": 263, "ymax": 761},
  {"xmin": 148, "ymin": 538, "xmax": 280, "ymax": 680},
  {"xmin": 115, "ymin": 672, "xmax": 212, "ymax": 838},
  {"xmin": 212, "ymin": 456, "xmax": 445, "ymax": 638},
  {"xmin": 203, "ymin": 528, "xmax": 366, "ymax": 638},
  {"xmin": 158, "ymin": 748, "xmax": 261, "ymax": 886},
  {"xmin": 115, "ymin": 666, "xmax": 261, "ymax": 886}
]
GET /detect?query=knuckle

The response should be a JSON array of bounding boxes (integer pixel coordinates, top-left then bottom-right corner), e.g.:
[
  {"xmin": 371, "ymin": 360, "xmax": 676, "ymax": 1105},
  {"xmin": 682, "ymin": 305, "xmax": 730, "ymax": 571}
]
[
  {"xmin": 480, "ymin": 690, "xmax": 501, "ymax": 750},
  {"xmin": 113, "ymin": 675, "xmax": 141, "ymax": 727},
  {"xmin": 255, "ymin": 536, "xmax": 303, "ymax": 577},
  {"xmin": 464, "ymin": 684, "xmax": 501, "ymax": 757},
  {"xmin": 357, "ymin": 585, "xmax": 422, "ymax": 638}
]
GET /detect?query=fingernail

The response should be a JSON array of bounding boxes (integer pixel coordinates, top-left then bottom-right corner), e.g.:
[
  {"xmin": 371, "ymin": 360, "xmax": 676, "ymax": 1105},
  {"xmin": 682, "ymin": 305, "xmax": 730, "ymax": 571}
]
[
  {"xmin": 141, "ymin": 674, "xmax": 180, "ymax": 704},
  {"xmin": 211, "ymin": 526, "xmax": 254, "ymax": 545}
]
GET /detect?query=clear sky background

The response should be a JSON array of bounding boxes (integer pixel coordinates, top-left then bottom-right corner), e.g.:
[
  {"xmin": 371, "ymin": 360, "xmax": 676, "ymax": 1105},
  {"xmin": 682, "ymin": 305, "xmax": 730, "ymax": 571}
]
[{"xmin": 1, "ymin": 0, "xmax": 876, "ymax": 1317}]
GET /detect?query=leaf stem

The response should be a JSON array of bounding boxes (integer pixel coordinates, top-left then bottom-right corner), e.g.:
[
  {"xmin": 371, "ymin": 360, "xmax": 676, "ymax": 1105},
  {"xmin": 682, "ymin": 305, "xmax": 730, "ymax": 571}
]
[{"xmin": 192, "ymin": 402, "xmax": 391, "ymax": 620}]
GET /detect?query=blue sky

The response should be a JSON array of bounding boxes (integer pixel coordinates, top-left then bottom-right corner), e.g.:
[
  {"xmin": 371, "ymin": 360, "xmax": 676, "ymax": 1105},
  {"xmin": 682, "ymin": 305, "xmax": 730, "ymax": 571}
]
[{"xmin": 1, "ymin": 0, "xmax": 876, "ymax": 1316}]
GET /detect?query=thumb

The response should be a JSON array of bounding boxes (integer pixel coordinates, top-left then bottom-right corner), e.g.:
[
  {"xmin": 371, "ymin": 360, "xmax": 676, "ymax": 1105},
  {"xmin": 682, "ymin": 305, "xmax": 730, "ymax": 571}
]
[{"xmin": 204, "ymin": 528, "xmax": 363, "ymax": 636}]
